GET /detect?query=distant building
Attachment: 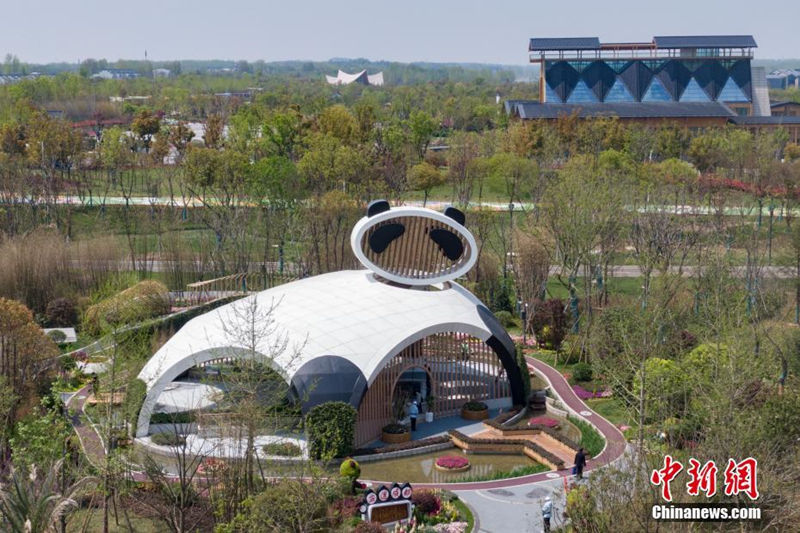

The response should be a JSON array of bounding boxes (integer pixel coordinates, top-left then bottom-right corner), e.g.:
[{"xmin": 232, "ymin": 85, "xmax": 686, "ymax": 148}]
[
  {"xmin": 109, "ymin": 95, "xmax": 151, "ymax": 103},
  {"xmin": 325, "ymin": 70, "xmax": 384, "ymax": 86},
  {"xmin": 91, "ymin": 69, "xmax": 140, "ymax": 80},
  {"xmin": 153, "ymin": 68, "xmax": 172, "ymax": 78},
  {"xmin": 766, "ymin": 70, "xmax": 800, "ymax": 90},
  {"xmin": 770, "ymin": 101, "xmax": 800, "ymax": 117},
  {"xmin": 0, "ymin": 72, "xmax": 42, "ymax": 85},
  {"xmin": 506, "ymin": 35, "xmax": 800, "ymax": 142}
]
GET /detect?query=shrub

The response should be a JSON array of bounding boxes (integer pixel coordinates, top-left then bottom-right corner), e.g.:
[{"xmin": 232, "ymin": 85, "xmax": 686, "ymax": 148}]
[
  {"xmin": 306, "ymin": 401, "xmax": 357, "ymax": 460},
  {"xmin": 494, "ymin": 310, "xmax": 517, "ymax": 329},
  {"xmin": 572, "ymin": 362, "xmax": 593, "ymax": 382},
  {"xmin": 339, "ymin": 458, "xmax": 361, "ymax": 479},
  {"xmin": 151, "ymin": 432, "xmax": 185, "ymax": 446},
  {"xmin": 46, "ymin": 330, "xmax": 67, "ymax": 343},
  {"xmin": 122, "ymin": 378, "xmax": 147, "ymax": 433},
  {"xmin": 412, "ymin": 489, "xmax": 442, "ymax": 516},
  {"xmin": 531, "ymin": 299, "xmax": 567, "ymax": 350},
  {"xmin": 381, "ymin": 423, "xmax": 409, "ymax": 434},
  {"xmin": 46, "ymin": 297, "xmax": 78, "ymax": 327},
  {"xmin": 236, "ymin": 478, "xmax": 333, "ymax": 532},
  {"xmin": 461, "ymin": 401, "xmax": 487, "ymax": 412},
  {"xmin": 516, "ymin": 344, "xmax": 531, "ymax": 401},
  {"xmin": 83, "ymin": 280, "xmax": 170, "ymax": 335},
  {"xmin": 558, "ymin": 333, "xmax": 582, "ymax": 364},
  {"xmin": 263, "ymin": 441, "xmax": 303, "ymax": 457}
]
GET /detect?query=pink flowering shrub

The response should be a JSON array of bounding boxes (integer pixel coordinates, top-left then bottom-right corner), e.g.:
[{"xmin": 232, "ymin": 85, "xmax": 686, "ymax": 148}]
[
  {"xmin": 528, "ymin": 416, "xmax": 560, "ymax": 428},
  {"xmin": 572, "ymin": 385, "xmax": 606, "ymax": 400},
  {"xmin": 435, "ymin": 456, "xmax": 470, "ymax": 470}
]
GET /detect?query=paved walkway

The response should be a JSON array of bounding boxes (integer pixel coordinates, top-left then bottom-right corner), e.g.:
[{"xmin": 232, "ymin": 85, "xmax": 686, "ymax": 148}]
[{"xmin": 66, "ymin": 383, "xmax": 107, "ymax": 469}]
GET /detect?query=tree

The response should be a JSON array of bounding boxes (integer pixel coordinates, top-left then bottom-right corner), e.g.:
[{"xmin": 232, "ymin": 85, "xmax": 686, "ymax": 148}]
[
  {"xmin": 203, "ymin": 113, "xmax": 224, "ymax": 149},
  {"xmin": 407, "ymin": 110, "xmax": 437, "ymax": 159},
  {"xmin": 131, "ymin": 109, "xmax": 161, "ymax": 152},
  {"xmin": 408, "ymin": 161, "xmax": 445, "ymax": 206}
]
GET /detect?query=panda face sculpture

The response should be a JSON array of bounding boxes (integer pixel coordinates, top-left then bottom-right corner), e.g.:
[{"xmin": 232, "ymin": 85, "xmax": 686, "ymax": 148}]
[{"xmin": 350, "ymin": 200, "xmax": 478, "ymax": 286}]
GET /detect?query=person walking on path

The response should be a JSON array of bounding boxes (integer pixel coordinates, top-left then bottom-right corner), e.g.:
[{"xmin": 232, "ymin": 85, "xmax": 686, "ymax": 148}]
[
  {"xmin": 574, "ymin": 447, "xmax": 587, "ymax": 480},
  {"xmin": 409, "ymin": 401, "xmax": 419, "ymax": 431},
  {"xmin": 541, "ymin": 496, "xmax": 553, "ymax": 533}
]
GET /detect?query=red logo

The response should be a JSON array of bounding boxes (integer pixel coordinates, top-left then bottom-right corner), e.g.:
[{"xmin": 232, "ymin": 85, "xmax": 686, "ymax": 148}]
[
  {"xmin": 686, "ymin": 458, "xmax": 718, "ymax": 498},
  {"xmin": 723, "ymin": 457, "xmax": 759, "ymax": 500},
  {"xmin": 650, "ymin": 455, "xmax": 683, "ymax": 502}
]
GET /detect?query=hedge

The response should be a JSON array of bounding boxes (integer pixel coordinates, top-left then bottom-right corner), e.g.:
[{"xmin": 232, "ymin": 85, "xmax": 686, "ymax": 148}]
[{"xmin": 306, "ymin": 402, "xmax": 357, "ymax": 460}]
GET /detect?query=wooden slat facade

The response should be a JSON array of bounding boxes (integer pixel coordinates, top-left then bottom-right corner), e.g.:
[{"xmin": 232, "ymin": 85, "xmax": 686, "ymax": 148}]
[
  {"xmin": 354, "ymin": 332, "xmax": 511, "ymax": 447},
  {"xmin": 360, "ymin": 216, "xmax": 472, "ymax": 281}
]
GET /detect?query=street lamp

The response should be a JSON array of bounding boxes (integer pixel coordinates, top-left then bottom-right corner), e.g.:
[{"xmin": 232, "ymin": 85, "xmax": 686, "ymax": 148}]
[{"xmin": 521, "ymin": 302, "xmax": 528, "ymax": 346}]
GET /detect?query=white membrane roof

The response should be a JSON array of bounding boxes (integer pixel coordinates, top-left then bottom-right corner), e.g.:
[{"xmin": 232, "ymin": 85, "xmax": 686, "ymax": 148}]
[{"xmin": 138, "ymin": 269, "xmax": 490, "ymax": 389}]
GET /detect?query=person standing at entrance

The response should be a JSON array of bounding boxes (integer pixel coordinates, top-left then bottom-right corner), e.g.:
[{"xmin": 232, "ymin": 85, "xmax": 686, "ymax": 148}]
[
  {"xmin": 574, "ymin": 447, "xmax": 586, "ymax": 479},
  {"xmin": 409, "ymin": 401, "xmax": 419, "ymax": 431},
  {"xmin": 541, "ymin": 496, "xmax": 552, "ymax": 533}
]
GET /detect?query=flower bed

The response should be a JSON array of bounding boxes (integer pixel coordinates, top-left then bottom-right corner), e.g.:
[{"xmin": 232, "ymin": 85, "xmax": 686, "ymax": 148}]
[
  {"xmin": 572, "ymin": 385, "xmax": 608, "ymax": 400},
  {"xmin": 528, "ymin": 416, "xmax": 560, "ymax": 428},
  {"xmin": 434, "ymin": 455, "xmax": 471, "ymax": 472}
]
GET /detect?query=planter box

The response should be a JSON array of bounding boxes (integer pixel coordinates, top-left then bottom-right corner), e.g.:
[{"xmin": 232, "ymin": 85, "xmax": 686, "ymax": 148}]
[
  {"xmin": 381, "ymin": 430, "xmax": 411, "ymax": 444},
  {"xmin": 461, "ymin": 408, "xmax": 489, "ymax": 421}
]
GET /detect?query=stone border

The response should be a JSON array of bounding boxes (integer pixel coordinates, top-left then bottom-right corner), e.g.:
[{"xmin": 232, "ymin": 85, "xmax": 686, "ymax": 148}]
[{"xmin": 353, "ymin": 441, "xmax": 455, "ymax": 463}]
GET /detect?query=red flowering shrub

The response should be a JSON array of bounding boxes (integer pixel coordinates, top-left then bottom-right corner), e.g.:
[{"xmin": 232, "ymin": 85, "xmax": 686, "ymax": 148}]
[
  {"xmin": 435, "ymin": 456, "xmax": 470, "ymax": 469},
  {"xmin": 329, "ymin": 496, "xmax": 360, "ymax": 525},
  {"xmin": 528, "ymin": 416, "xmax": 560, "ymax": 428},
  {"xmin": 412, "ymin": 489, "xmax": 441, "ymax": 515}
]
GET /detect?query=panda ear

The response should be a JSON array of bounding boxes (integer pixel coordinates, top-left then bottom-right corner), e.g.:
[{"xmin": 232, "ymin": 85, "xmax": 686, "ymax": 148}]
[
  {"xmin": 367, "ymin": 199, "xmax": 390, "ymax": 217},
  {"xmin": 444, "ymin": 206, "xmax": 466, "ymax": 226}
]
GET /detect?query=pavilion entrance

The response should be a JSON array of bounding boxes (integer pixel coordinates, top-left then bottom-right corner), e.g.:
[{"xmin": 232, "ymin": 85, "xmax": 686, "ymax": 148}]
[{"xmin": 354, "ymin": 332, "xmax": 511, "ymax": 447}]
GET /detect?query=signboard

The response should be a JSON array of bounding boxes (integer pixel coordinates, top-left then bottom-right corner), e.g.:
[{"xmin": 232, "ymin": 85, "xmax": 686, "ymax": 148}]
[{"xmin": 361, "ymin": 483, "xmax": 414, "ymax": 526}]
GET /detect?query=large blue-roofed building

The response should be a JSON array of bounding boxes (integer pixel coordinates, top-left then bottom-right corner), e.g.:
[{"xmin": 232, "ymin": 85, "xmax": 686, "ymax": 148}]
[{"xmin": 526, "ymin": 35, "xmax": 768, "ymax": 119}]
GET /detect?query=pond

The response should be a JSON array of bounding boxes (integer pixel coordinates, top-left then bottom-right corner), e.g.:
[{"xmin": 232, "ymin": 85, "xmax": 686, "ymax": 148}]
[{"xmin": 358, "ymin": 449, "xmax": 541, "ymax": 484}]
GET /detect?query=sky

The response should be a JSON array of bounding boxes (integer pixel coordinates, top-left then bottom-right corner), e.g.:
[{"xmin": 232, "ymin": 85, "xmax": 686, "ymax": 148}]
[{"xmin": 3, "ymin": 0, "xmax": 799, "ymax": 65}]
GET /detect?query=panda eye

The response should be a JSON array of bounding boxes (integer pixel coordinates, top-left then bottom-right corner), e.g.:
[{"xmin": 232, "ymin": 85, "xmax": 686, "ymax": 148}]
[
  {"xmin": 368, "ymin": 223, "xmax": 405, "ymax": 254},
  {"xmin": 428, "ymin": 229, "xmax": 464, "ymax": 260}
]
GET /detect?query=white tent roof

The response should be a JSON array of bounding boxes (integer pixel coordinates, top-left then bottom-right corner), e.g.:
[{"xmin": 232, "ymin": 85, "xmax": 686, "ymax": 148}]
[
  {"xmin": 139, "ymin": 270, "xmax": 488, "ymax": 389},
  {"xmin": 136, "ymin": 269, "xmax": 495, "ymax": 435}
]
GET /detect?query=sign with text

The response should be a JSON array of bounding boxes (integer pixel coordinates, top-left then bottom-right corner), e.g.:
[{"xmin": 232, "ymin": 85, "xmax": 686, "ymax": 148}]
[{"xmin": 360, "ymin": 482, "xmax": 414, "ymax": 526}]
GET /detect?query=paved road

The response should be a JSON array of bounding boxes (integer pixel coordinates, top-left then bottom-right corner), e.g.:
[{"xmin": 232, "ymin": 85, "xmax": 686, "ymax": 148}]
[{"xmin": 67, "ymin": 258, "xmax": 797, "ymax": 279}]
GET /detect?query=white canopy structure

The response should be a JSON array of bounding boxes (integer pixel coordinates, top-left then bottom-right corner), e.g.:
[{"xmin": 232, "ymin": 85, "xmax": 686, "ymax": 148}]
[
  {"xmin": 135, "ymin": 204, "xmax": 524, "ymax": 438},
  {"xmin": 325, "ymin": 70, "xmax": 384, "ymax": 86}
]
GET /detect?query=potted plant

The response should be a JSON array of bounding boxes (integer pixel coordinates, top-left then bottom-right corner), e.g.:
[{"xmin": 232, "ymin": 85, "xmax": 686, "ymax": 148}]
[
  {"xmin": 460, "ymin": 400, "xmax": 489, "ymax": 421},
  {"xmin": 424, "ymin": 396, "xmax": 435, "ymax": 423},
  {"xmin": 381, "ymin": 423, "xmax": 411, "ymax": 444}
]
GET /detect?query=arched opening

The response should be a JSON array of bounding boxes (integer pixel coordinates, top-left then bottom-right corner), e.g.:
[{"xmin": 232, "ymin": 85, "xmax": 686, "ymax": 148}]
[{"xmin": 354, "ymin": 332, "xmax": 513, "ymax": 447}]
